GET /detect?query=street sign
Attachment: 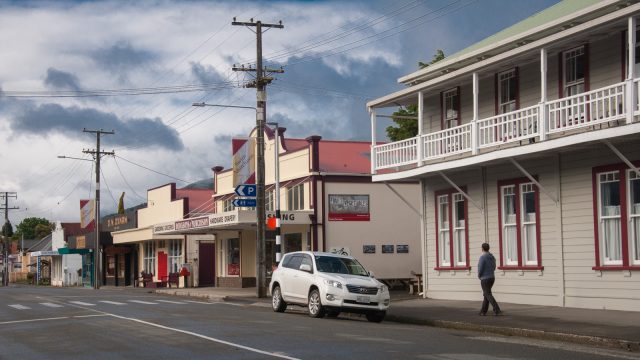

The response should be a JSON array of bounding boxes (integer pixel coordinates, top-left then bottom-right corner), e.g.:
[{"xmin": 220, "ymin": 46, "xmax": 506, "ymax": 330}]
[
  {"xmin": 233, "ymin": 198, "xmax": 257, "ymax": 207},
  {"xmin": 235, "ymin": 184, "xmax": 257, "ymax": 197}
]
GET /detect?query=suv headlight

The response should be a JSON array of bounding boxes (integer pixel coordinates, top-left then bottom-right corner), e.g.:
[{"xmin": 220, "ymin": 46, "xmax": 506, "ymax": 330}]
[
  {"xmin": 324, "ymin": 279, "xmax": 343, "ymax": 289},
  {"xmin": 379, "ymin": 285, "xmax": 388, "ymax": 293}
]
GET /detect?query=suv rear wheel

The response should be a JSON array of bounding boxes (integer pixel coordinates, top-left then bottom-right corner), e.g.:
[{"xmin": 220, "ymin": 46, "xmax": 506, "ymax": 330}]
[
  {"xmin": 365, "ymin": 311, "xmax": 386, "ymax": 323},
  {"xmin": 308, "ymin": 289, "xmax": 325, "ymax": 318},
  {"xmin": 272, "ymin": 285, "xmax": 287, "ymax": 313}
]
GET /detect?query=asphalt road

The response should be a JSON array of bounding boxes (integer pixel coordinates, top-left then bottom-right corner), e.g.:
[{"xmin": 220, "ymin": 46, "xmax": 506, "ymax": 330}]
[{"xmin": 0, "ymin": 286, "xmax": 635, "ymax": 360}]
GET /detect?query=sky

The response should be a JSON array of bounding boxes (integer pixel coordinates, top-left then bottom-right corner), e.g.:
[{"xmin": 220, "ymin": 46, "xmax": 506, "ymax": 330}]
[{"xmin": 0, "ymin": 0, "xmax": 559, "ymax": 227}]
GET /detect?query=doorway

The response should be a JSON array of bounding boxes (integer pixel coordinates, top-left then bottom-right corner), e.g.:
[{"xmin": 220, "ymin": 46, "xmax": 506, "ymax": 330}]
[{"xmin": 198, "ymin": 243, "xmax": 215, "ymax": 287}]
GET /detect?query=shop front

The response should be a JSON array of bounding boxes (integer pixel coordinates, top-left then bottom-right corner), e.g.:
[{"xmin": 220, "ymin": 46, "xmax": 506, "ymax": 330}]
[
  {"xmin": 154, "ymin": 209, "xmax": 313, "ymax": 288},
  {"xmin": 102, "ymin": 210, "xmax": 139, "ymax": 286}
]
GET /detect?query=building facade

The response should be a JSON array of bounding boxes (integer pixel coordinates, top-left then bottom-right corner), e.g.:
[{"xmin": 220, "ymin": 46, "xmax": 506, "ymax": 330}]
[
  {"xmin": 367, "ymin": 0, "xmax": 640, "ymax": 311},
  {"xmin": 154, "ymin": 128, "xmax": 421, "ymax": 288},
  {"xmin": 112, "ymin": 183, "xmax": 213, "ymax": 288}
]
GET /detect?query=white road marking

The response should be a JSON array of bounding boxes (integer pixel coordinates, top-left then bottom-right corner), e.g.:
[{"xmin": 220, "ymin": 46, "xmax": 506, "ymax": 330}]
[
  {"xmin": 156, "ymin": 300, "xmax": 186, "ymax": 304},
  {"xmin": 73, "ymin": 314, "xmax": 108, "ymax": 319},
  {"xmin": 183, "ymin": 300, "xmax": 213, "ymax": 304},
  {"xmin": 99, "ymin": 301, "xmax": 126, "ymax": 305},
  {"xmin": 69, "ymin": 301, "xmax": 95, "ymax": 306},
  {"xmin": 107, "ymin": 313, "xmax": 300, "ymax": 359},
  {"xmin": 128, "ymin": 300, "xmax": 158, "ymax": 305},
  {"xmin": 8, "ymin": 304, "xmax": 30, "ymax": 310},
  {"xmin": 40, "ymin": 302, "xmax": 64, "ymax": 308},
  {"xmin": 0, "ymin": 316, "xmax": 68, "ymax": 325}
]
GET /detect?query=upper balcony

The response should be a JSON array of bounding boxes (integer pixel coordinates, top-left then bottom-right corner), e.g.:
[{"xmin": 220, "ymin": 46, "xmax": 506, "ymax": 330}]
[
  {"xmin": 373, "ymin": 79, "xmax": 639, "ymax": 174},
  {"xmin": 367, "ymin": 1, "xmax": 640, "ymax": 180}
]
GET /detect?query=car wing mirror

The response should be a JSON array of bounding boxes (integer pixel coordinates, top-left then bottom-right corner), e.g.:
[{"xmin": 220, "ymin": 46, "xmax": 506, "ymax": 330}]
[
  {"xmin": 299, "ymin": 264, "xmax": 312, "ymax": 272},
  {"xmin": 368, "ymin": 271, "xmax": 375, "ymax": 278}
]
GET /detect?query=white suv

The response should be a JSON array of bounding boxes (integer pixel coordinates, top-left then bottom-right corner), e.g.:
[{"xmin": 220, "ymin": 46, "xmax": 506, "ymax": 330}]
[{"xmin": 269, "ymin": 251, "xmax": 390, "ymax": 322}]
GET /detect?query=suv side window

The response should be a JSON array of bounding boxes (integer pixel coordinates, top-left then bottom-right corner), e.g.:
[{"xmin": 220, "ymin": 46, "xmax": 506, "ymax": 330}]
[
  {"xmin": 301, "ymin": 255, "xmax": 313, "ymax": 273},
  {"xmin": 281, "ymin": 254, "xmax": 293, "ymax": 268},
  {"xmin": 286, "ymin": 255, "xmax": 302, "ymax": 270}
]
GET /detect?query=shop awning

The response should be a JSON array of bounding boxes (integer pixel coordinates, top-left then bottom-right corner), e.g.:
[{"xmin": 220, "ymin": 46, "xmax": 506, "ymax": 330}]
[{"xmin": 57, "ymin": 248, "xmax": 92, "ymax": 255}]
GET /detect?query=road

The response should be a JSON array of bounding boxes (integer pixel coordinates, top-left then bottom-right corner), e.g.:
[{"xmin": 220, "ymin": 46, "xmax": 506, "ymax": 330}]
[{"xmin": 0, "ymin": 285, "xmax": 635, "ymax": 359}]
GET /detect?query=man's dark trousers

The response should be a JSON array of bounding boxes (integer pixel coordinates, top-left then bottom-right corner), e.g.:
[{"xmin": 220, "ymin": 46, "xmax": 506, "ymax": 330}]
[{"xmin": 480, "ymin": 277, "xmax": 501, "ymax": 314}]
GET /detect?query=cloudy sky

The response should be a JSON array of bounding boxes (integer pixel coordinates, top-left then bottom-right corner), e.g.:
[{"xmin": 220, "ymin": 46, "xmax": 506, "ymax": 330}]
[{"xmin": 0, "ymin": 0, "xmax": 558, "ymax": 227}]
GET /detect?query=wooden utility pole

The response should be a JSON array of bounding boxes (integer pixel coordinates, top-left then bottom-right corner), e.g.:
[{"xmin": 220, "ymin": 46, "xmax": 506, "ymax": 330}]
[
  {"xmin": 232, "ymin": 18, "xmax": 283, "ymax": 298},
  {"xmin": 82, "ymin": 129, "xmax": 114, "ymax": 289},
  {"xmin": 0, "ymin": 192, "xmax": 18, "ymax": 286}
]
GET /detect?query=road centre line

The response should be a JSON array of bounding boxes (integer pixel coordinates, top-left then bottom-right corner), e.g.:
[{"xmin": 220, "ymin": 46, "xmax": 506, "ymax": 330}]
[
  {"xmin": 155, "ymin": 300, "xmax": 186, "ymax": 304},
  {"xmin": 106, "ymin": 313, "xmax": 300, "ymax": 360},
  {"xmin": 183, "ymin": 300, "xmax": 214, "ymax": 304},
  {"xmin": 69, "ymin": 301, "xmax": 95, "ymax": 306},
  {"xmin": 35, "ymin": 297, "xmax": 297, "ymax": 359},
  {"xmin": 128, "ymin": 300, "xmax": 158, "ymax": 305},
  {"xmin": 99, "ymin": 301, "xmax": 126, "ymax": 305},
  {"xmin": 8, "ymin": 304, "xmax": 30, "ymax": 310}
]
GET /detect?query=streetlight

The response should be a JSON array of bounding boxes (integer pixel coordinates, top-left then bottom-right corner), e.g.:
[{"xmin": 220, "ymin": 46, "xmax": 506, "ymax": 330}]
[
  {"xmin": 266, "ymin": 122, "xmax": 282, "ymax": 265},
  {"xmin": 192, "ymin": 102, "xmax": 269, "ymax": 298}
]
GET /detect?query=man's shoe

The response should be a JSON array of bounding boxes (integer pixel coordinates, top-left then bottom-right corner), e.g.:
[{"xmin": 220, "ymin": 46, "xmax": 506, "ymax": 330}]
[
  {"xmin": 478, "ymin": 311, "xmax": 487, "ymax": 316},
  {"xmin": 494, "ymin": 310, "xmax": 503, "ymax": 316}
]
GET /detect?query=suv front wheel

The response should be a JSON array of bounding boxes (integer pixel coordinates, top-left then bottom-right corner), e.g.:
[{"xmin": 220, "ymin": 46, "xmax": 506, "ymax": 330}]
[
  {"xmin": 366, "ymin": 310, "xmax": 386, "ymax": 323},
  {"xmin": 307, "ymin": 289, "xmax": 325, "ymax": 318}
]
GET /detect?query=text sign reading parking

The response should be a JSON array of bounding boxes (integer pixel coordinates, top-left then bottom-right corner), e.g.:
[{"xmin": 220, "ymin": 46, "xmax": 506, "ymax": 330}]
[
  {"xmin": 235, "ymin": 184, "xmax": 257, "ymax": 197},
  {"xmin": 233, "ymin": 198, "xmax": 257, "ymax": 207}
]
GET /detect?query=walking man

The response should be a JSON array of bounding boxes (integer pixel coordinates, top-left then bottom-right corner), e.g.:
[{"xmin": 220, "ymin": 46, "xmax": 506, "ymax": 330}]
[{"xmin": 478, "ymin": 243, "xmax": 502, "ymax": 316}]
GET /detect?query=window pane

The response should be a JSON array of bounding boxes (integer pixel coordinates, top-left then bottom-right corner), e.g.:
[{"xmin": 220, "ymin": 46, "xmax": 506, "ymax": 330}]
[
  {"xmin": 575, "ymin": 53, "xmax": 585, "ymax": 80},
  {"xmin": 523, "ymin": 191, "xmax": 536, "ymax": 222},
  {"xmin": 630, "ymin": 174, "xmax": 640, "ymax": 263},
  {"xmin": 599, "ymin": 173, "xmax": 621, "ymax": 263},
  {"xmin": 505, "ymin": 226, "xmax": 518, "ymax": 264},
  {"xmin": 523, "ymin": 224, "xmax": 537, "ymax": 263}
]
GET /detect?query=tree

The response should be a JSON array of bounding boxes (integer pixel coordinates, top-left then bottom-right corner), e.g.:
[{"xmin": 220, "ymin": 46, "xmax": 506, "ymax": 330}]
[
  {"xmin": 1, "ymin": 221, "xmax": 13, "ymax": 238},
  {"xmin": 418, "ymin": 49, "xmax": 445, "ymax": 69},
  {"xmin": 386, "ymin": 105, "xmax": 418, "ymax": 142},
  {"xmin": 385, "ymin": 50, "xmax": 446, "ymax": 141},
  {"xmin": 15, "ymin": 217, "xmax": 53, "ymax": 240}
]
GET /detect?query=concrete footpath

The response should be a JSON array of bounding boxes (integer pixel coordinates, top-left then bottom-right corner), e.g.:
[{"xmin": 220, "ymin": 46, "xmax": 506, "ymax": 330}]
[{"xmin": 156, "ymin": 287, "xmax": 640, "ymax": 352}]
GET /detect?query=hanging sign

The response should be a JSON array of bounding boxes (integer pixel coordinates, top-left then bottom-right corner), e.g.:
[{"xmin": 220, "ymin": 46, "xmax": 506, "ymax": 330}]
[{"xmin": 232, "ymin": 138, "xmax": 255, "ymax": 186}]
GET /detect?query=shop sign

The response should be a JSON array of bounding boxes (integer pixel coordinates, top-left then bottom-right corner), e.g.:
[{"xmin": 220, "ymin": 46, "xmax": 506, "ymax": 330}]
[
  {"xmin": 232, "ymin": 138, "xmax": 255, "ymax": 186},
  {"xmin": 209, "ymin": 213, "xmax": 237, "ymax": 226},
  {"xmin": 77, "ymin": 236, "xmax": 86, "ymax": 249},
  {"xmin": 154, "ymin": 223, "xmax": 174, "ymax": 233},
  {"xmin": 175, "ymin": 216, "xmax": 210, "ymax": 231},
  {"xmin": 328, "ymin": 194, "xmax": 370, "ymax": 221}
]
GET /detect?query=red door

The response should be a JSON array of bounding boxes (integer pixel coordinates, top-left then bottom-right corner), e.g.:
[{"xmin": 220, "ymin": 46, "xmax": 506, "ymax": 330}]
[
  {"xmin": 198, "ymin": 243, "xmax": 216, "ymax": 287},
  {"xmin": 158, "ymin": 251, "xmax": 168, "ymax": 280}
]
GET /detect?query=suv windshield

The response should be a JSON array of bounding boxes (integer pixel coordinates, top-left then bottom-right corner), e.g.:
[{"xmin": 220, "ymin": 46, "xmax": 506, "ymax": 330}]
[{"xmin": 314, "ymin": 256, "xmax": 369, "ymax": 276}]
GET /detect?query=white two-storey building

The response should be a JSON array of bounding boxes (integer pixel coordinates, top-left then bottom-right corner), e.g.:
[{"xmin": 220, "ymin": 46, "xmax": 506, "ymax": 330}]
[{"xmin": 368, "ymin": 0, "xmax": 640, "ymax": 311}]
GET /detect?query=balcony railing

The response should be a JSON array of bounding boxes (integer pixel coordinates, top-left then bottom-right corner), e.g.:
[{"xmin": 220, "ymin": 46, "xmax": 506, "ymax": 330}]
[{"xmin": 373, "ymin": 80, "xmax": 639, "ymax": 173}]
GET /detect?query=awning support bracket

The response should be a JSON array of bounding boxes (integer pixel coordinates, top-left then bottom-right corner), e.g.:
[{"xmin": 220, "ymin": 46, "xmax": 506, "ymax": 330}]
[
  {"xmin": 602, "ymin": 140, "xmax": 640, "ymax": 177},
  {"xmin": 384, "ymin": 182, "xmax": 422, "ymax": 218},
  {"xmin": 437, "ymin": 171, "xmax": 484, "ymax": 213},
  {"xmin": 509, "ymin": 158, "xmax": 558, "ymax": 204}
]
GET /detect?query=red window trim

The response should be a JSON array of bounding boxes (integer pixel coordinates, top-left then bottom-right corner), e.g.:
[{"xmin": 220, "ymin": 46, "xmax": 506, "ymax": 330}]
[
  {"xmin": 591, "ymin": 160, "xmax": 640, "ymax": 269},
  {"xmin": 434, "ymin": 187, "xmax": 470, "ymax": 270},
  {"xmin": 497, "ymin": 266, "xmax": 544, "ymax": 271},
  {"xmin": 558, "ymin": 44, "xmax": 590, "ymax": 99},
  {"xmin": 494, "ymin": 67, "xmax": 520, "ymax": 115},
  {"xmin": 496, "ymin": 176, "xmax": 542, "ymax": 270},
  {"xmin": 440, "ymin": 86, "xmax": 461, "ymax": 130}
]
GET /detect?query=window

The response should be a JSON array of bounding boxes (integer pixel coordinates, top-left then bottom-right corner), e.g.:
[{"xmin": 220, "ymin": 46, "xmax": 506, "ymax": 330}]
[
  {"xmin": 563, "ymin": 46, "xmax": 586, "ymax": 97},
  {"xmin": 287, "ymin": 184, "xmax": 304, "ymax": 210},
  {"xmin": 168, "ymin": 239, "xmax": 182, "ymax": 274},
  {"xmin": 593, "ymin": 164, "xmax": 640, "ymax": 269},
  {"xmin": 497, "ymin": 69, "xmax": 517, "ymax": 114},
  {"xmin": 623, "ymin": 28, "xmax": 640, "ymax": 79},
  {"xmin": 143, "ymin": 241, "xmax": 156, "ymax": 274},
  {"xmin": 630, "ymin": 170, "xmax": 640, "ymax": 265},
  {"xmin": 226, "ymin": 238, "xmax": 240, "ymax": 276},
  {"xmin": 442, "ymin": 88, "xmax": 459, "ymax": 129},
  {"xmin": 266, "ymin": 189, "xmax": 275, "ymax": 211},
  {"xmin": 223, "ymin": 198, "xmax": 234, "ymax": 212},
  {"xmin": 497, "ymin": 178, "xmax": 542, "ymax": 269},
  {"xmin": 284, "ymin": 233, "xmax": 302, "ymax": 253},
  {"xmin": 435, "ymin": 189, "xmax": 469, "ymax": 269}
]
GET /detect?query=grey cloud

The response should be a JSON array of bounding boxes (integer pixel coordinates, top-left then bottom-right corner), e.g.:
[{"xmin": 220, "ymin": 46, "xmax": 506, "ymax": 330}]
[
  {"xmin": 44, "ymin": 68, "xmax": 82, "ymax": 91},
  {"xmin": 190, "ymin": 62, "xmax": 227, "ymax": 84},
  {"xmin": 10, "ymin": 102, "xmax": 183, "ymax": 151},
  {"xmin": 91, "ymin": 41, "xmax": 156, "ymax": 79}
]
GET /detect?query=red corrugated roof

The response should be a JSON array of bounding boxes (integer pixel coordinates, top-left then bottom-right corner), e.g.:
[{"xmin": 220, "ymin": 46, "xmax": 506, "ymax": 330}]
[
  {"xmin": 176, "ymin": 188, "xmax": 214, "ymax": 214},
  {"xmin": 318, "ymin": 140, "xmax": 372, "ymax": 174},
  {"xmin": 283, "ymin": 138, "xmax": 308, "ymax": 152}
]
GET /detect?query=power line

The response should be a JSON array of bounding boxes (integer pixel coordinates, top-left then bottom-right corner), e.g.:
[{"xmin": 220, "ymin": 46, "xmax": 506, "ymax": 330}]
[
  {"xmin": 114, "ymin": 155, "xmax": 194, "ymax": 184},
  {"xmin": 112, "ymin": 157, "xmax": 146, "ymax": 203}
]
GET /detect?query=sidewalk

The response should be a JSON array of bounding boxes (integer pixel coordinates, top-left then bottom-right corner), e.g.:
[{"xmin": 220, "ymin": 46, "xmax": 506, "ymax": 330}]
[{"xmin": 155, "ymin": 287, "xmax": 640, "ymax": 352}]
